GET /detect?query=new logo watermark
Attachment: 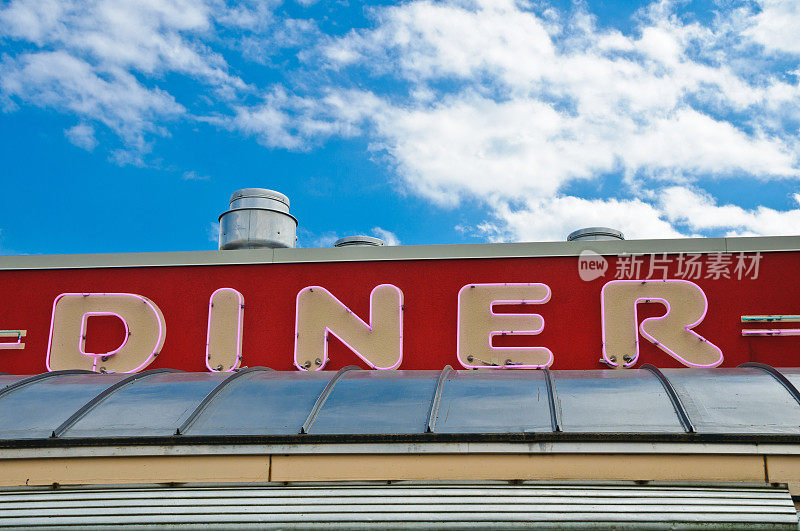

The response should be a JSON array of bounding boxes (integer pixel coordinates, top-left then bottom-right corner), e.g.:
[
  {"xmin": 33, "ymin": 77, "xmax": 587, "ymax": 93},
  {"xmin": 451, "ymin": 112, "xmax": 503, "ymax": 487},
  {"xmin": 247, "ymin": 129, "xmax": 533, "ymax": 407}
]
[{"xmin": 578, "ymin": 250, "xmax": 608, "ymax": 281}]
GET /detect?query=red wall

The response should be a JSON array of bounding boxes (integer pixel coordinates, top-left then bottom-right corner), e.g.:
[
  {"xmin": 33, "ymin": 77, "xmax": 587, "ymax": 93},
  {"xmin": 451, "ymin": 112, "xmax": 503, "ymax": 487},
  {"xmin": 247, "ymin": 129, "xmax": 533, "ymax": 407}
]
[{"xmin": 1, "ymin": 251, "xmax": 798, "ymax": 374}]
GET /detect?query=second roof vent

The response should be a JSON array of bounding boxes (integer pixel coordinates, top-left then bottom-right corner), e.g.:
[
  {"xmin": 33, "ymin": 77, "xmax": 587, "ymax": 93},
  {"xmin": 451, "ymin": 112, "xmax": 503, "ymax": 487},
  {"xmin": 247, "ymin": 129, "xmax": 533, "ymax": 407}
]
[
  {"xmin": 567, "ymin": 227, "xmax": 625, "ymax": 242},
  {"xmin": 334, "ymin": 235, "xmax": 387, "ymax": 248}
]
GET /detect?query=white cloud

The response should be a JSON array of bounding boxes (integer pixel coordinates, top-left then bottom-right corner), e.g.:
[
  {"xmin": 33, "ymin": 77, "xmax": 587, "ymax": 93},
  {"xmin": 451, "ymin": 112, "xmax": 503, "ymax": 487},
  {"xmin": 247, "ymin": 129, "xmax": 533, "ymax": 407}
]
[
  {"xmin": 64, "ymin": 123, "xmax": 98, "ymax": 151},
  {"xmin": 1, "ymin": 51, "xmax": 184, "ymax": 151},
  {"xmin": 312, "ymin": 231, "xmax": 339, "ymax": 248},
  {"xmin": 372, "ymin": 227, "xmax": 400, "ymax": 246},
  {"xmin": 0, "ymin": 0, "xmax": 65, "ymax": 44},
  {"xmin": 745, "ymin": 0, "xmax": 800, "ymax": 55},
  {"xmin": 324, "ymin": 0, "xmax": 555, "ymax": 83},
  {"xmin": 0, "ymin": 0, "xmax": 253, "ymax": 157},
  {"xmin": 484, "ymin": 195, "xmax": 686, "ymax": 243},
  {"xmin": 659, "ymin": 186, "xmax": 800, "ymax": 237},
  {"xmin": 109, "ymin": 148, "xmax": 147, "ymax": 167},
  {"xmin": 0, "ymin": 0, "xmax": 244, "ymax": 90},
  {"xmin": 306, "ymin": 0, "xmax": 800, "ymax": 240},
  {"xmin": 360, "ymin": 94, "xmax": 796, "ymax": 210},
  {"xmin": 206, "ymin": 221, "xmax": 220, "ymax": 244},
  {"xmin": 211, "ymin": 0, "xmax": 279, "ymax": 30},
  {"xmin": 623, "ymin": 109, "xmax": 796, "ymax": 179},
  {"xmin": 212, "ymin": 0, "xmax": 320, "ymax": 64},
  {"xmin": 2, "ymin": 0, "xmax": 800, "ymax": 243},
  {"xmin": 371, "ymin": 95, "xmax": 603, "ymax": 206},
  {"xmin": 182, "ymin": 170, "xmax": 210, "ymax": 181},
  {"xmin": 232, "ymin": 87, "xmax": 381, "ymax": 149},
  {"xmin": 232, "ymin": 95, "xmax": 302, "ymax": 150}
]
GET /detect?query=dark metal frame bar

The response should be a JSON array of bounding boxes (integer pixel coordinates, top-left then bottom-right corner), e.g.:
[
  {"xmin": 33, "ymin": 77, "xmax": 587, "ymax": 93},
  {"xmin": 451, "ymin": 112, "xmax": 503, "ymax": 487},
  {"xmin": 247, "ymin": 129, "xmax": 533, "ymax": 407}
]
[
  {"xmin": 641, "ymin": 364, "xmax": 695, "ymax": 433},
  {"xmin": 5, "ymin": 429, "xmax": 800, "ymax": 449},
  {"xmin": 176, "ymin": 367, "xmax": 273, "ymax": 435},
  {"xmin": 51, "ymin": 369, "xmax": 181, "ymax": 438},
  {"xmin": 300, "ymin": 366, "xmax": 360, "ymax": 434},
  {"xmin": 542, "ymin": 368, "xmax": 562, "ymax": 433},
  {"xmin": 0, "ymin": 370, "xmax": 95, "ymax": 401},
  {"xmin": 739, "ymin": 362, "xmax": 800, "ymax": 406},
  {"xmin": 426, "ymin": 365, "xmax": 453, "ymax": 433}
]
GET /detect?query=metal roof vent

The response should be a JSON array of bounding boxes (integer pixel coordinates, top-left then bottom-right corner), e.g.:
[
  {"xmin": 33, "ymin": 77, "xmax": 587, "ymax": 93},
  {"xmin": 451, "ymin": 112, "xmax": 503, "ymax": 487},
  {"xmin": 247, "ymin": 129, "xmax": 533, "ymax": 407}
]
[
  {"xmin": 567, "ymin": 227, "xmax": 625, "ymax": 242},
  {"xmin": 334, "ymin": 235, "xmax": 386, "ymax": 248},
  {"xmin": 218, "ymin": 188, "xmax": 298, "ymax": 250}
]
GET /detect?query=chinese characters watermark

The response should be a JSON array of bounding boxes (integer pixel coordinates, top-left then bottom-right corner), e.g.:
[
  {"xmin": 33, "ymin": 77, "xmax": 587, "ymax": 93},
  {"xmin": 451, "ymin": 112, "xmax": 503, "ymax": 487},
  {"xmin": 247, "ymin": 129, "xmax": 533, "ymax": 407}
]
[{"xmin": 579, "ymin": 252, "xmax": 761, "ymax": 281}]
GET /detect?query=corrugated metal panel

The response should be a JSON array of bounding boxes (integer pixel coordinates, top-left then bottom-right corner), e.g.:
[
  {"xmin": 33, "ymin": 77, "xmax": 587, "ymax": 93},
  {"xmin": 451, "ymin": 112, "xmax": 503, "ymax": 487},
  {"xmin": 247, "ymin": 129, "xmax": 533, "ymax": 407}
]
[{"xmin": 0, "ymin": 483, "xmax": 795, "ymax": 529}]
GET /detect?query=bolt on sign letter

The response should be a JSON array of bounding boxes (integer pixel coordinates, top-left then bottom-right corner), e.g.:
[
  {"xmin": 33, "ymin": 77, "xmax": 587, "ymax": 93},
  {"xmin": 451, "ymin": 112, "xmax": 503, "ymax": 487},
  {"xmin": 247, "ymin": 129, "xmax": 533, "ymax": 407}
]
[
  {"xmin": 206, "ymin": 288, "xmax": 244, "ymax": 372},
  {"xmin": 601, "ymin": 280, "xmax": 723, "ymax": 368},
  {"xmin": 457, "ymin": 283, "xmax": 553, "ymax": 368},
  {"xmin": 47, "ymin": 293, "xmax": 166, "ymax": 373},
  {"xmin": 294, "ymin": 284, "xmax": 403, "ymax": 370}
]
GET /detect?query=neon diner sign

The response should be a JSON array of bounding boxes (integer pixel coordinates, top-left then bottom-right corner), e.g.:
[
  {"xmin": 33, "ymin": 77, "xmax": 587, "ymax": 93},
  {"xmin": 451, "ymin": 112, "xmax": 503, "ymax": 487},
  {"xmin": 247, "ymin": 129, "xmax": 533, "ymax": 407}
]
[{"xmin": 41, "ymin": 279, "xmax": 722, "ymax": 374}]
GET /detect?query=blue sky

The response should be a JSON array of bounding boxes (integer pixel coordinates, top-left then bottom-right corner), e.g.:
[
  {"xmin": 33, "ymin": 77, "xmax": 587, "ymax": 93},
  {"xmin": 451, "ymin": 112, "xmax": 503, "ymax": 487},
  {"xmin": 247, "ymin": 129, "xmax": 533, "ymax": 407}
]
[{"xmin": 1, "ymin": 0, "xmax": 799, "ymax": 255}]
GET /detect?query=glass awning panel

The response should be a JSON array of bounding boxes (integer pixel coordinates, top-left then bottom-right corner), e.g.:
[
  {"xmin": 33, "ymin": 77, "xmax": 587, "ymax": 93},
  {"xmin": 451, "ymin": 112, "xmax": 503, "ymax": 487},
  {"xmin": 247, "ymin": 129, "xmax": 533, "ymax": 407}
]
[
  {"xmin": 59, "ymin": 372, "xmax": 227, "ymax": 438},
  {"xmin": 0, "ymin": 367, "xmax": 799, "ymax": 440},
  {"xmin": 185, "ymin": 371, "xmax": 333, "ymax": 436},
  {"xmin": 663, "ymin": 368, "xmax": 800, "ymax": 434},
  {"xmin": 0, "ymin": 373, "xmax": 128, "ymax": 439},
  {"xmin": 434, "ymin": 370, "xmax": 551, "ymax": 433},
  {"xmin": 307, "ymin": 371, "xmax": 438, "ymax": 435},
  {"xmin": 555, "ymin": 369, "xmax": 684, "ymax": 433}
]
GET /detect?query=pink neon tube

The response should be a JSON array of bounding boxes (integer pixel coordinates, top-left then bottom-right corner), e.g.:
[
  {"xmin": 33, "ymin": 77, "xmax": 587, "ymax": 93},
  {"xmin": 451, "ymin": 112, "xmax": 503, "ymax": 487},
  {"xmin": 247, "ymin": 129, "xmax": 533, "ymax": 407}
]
[
  {"xmin": 0, "ymin": 331, "xmax": 24, "ymax": 348},
  {"xmin": 741, "ymin": 329, "xmax": 800, "ymax": 336}
]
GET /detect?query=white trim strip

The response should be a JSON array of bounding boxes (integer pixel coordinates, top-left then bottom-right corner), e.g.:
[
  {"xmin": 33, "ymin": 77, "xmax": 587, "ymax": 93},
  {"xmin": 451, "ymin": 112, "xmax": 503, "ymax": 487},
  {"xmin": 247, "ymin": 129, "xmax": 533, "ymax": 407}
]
[
  {"xmin": 1, "ymin": 235, "xmax": 799, "ymax": 271},
  {"xmin": 1, "ymin": 441, "xmax": 800, "ymax": 459}
]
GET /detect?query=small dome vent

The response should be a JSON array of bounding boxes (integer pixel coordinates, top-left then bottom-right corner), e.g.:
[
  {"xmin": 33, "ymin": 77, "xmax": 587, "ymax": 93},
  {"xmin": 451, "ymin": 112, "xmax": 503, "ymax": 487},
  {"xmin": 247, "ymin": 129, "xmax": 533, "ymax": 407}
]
[
  {"xmin": 567, "ymin": 227, "xmax": 625, "ymax": 242},
  {"xmin": 334, "ymin": 236, "xmax": 387, "ymax": 248}
]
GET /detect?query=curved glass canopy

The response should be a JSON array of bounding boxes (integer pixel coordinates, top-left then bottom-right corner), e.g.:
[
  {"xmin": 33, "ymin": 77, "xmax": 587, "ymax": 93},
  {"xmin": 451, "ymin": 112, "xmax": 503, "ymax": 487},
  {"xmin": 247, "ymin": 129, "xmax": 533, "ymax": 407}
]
[{"xmin": 0, "ymin": 366, "xmax": 799, "ymax": 440}]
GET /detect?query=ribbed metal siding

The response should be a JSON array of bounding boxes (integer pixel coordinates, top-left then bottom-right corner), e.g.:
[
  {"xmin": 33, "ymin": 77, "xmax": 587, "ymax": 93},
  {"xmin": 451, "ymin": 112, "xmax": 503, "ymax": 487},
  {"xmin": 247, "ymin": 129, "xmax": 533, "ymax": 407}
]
[{"xmin": 0, "ymin": 483, "xmax": 795, "ymax": 529}]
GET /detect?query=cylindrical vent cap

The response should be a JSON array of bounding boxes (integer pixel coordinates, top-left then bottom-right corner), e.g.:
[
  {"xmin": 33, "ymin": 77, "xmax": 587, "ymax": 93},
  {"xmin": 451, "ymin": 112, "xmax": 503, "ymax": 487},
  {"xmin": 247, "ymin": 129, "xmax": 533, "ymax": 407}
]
[
  {"xmin": 218, "ymin": 188, "xmax": 297, "ymax": 250},
  {"xmin": 567, "ymin": 227, "xmax": 625, "ymax": 242},
  {"xmin": 334, "ymin": 235, "xmax": 387, "ymax": 247},
  {"xmin": 228, "ymin": 188, "xmax": 290, "ymax": 213}
]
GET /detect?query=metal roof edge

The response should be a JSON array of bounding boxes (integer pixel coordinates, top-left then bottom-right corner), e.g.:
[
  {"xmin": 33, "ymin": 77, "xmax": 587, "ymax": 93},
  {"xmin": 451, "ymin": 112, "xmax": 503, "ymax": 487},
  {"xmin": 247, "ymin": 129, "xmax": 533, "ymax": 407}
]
[
  {"xmin": 2, "ymin": 432, "xmax": 800, "ymax": 454},
  {"xmin": 0, "ymin": 248, "xmax": 275, "ymax": 271},
  {"xmin": 0, "ymin": 235, "xmax": 798, "ymax": 271},
  {"xmin": 0, "ymin": 441, "xmax": 789, "ymax": 459}
]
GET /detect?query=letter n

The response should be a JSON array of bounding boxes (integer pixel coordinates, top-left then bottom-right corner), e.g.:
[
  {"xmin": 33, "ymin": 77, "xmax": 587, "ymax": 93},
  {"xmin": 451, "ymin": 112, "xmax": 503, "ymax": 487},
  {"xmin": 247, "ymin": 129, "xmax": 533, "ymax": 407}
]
[{"xmin": 294, "ymin": 284, "xmax": 403, "ymax": 370}]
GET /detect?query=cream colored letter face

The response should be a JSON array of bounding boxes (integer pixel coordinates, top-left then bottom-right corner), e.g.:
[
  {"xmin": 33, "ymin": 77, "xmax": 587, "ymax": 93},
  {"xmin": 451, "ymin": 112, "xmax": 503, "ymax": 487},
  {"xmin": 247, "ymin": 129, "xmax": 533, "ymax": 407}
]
[
  {"xmin": 47, "ymin": 293, "xmax": 166, "ymax": 373},
  {"xmin": 206, "ymin": 288, "xmax": 244, "ymax": 372},
  {"xmin": 601, "ymin": 280, "xmax": 722, "ymax": 368},
  {"xmin": 457, "ymin": 283, "xmax": 552, "ymax": 369},
  {"xmin": 294, "ymin": 284, "xmax": 403, "ymax": 370}
]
